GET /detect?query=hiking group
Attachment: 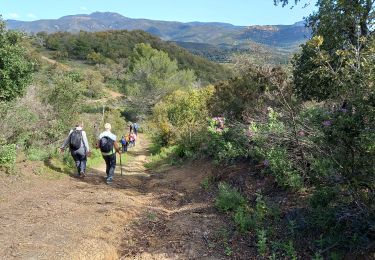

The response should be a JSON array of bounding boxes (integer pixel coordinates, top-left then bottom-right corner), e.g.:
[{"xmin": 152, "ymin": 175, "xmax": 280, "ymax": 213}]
[
  {"xmin": 120, "ymin": 122, "xmax": 139, "ymax": 152},
  {"xmin": 60, "ymin": 122, "xmax": 140, "ymax": 184}
]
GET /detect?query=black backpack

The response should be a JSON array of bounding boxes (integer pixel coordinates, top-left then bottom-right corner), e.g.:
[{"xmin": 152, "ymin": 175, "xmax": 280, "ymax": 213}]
[
  {"xmin": 69, "ymin": 130, "xmax": 82, "ymax": 151},
  {"xmin": 99, "ymin": 136, "xmax": 114, "ymax": 153}
]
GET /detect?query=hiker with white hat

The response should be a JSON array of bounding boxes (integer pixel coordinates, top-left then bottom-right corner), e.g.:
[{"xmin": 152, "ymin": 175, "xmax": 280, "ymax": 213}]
[
  {"xmin": 97, "ymin": 123, "xmax": 121, "ymax": 184},
  {"xmin": 60, "ymin": 122, "xmax": 90, "ymax": 178}
]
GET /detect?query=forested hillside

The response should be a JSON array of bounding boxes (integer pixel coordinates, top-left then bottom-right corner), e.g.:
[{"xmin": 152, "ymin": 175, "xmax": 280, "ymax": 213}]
[{"xmin": 38, "ymin": 29, "xmax": 232, "ymax": 84}]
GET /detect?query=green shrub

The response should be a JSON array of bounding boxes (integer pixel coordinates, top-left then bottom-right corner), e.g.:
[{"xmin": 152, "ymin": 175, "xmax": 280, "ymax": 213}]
[
  {"xmin": 250, "ymin": 109, "xmax": 304, "ymax": 191},
  {"xmin": 150, "ymin": 86, "xmax": 214, "ymax": 147},
  {"xmin": 256, "ymin": 228, "xmax": 268, "ymax": 257},
  {"xmin": 262, "ymin": 147, "xmax": 303, "ymax": 190},
  {"xmin": 282, "ymin": 240, "xmax": 297, "ymax": 260},
  {"xmin": 0, "ymin": 20, "xmax": 34, "ymax": 102},
  {"xmin": 26, "ymin": 147, "xmax": 51, "ymax": 161},
  {"xmin": 205, "ymin": 121, "xmax": 250, "ymax": 164},
  {"xmin": 62, "ymin": 151, "xmax": 75, "ymax": 169},
  {"xmin": 233, "ymin": 206, "xmax": 255, "ymax": 233},
  {"xmin": 145, "ymin": 145, "xmax": 180, "ymax": 169},
  {"xmin": 201, "ymin": 176, "xmax": 213, "ymax": 190},
  {"xmin": 215, "ymin": 182, "xmax": 246, "ymax": 212},
  {"xmin": 0, "ymin": 144, "xmax": 17, "ymax": 172},
  {"xmin": 254, "ymin": 192, "xmax": 268, "ymax": 224}
]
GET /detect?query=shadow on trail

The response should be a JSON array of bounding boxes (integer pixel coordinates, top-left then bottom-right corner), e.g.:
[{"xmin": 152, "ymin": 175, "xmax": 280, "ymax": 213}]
[{"xmin": 74, "ymin": 167, "xmax": 150, "ymax": 195}]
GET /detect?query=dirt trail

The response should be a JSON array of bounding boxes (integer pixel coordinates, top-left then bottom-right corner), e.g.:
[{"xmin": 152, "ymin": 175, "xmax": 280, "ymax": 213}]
[{"xmin": 0, "ymin": 135, "xmax": 231, "ymax": 259}]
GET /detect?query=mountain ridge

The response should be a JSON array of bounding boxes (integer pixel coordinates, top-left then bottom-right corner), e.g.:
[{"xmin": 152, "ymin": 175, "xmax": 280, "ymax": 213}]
[{"xmin": 6, "ymin": 12, "xmax": 310, "ymax": 49}]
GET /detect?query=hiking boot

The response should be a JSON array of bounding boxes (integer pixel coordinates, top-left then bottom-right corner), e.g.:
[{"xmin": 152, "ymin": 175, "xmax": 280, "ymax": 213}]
[
  {"xmin": 106, "ymin": 178, "xmax": 113, "ymax": 185},
  {"xmin": 80, "ymin": 172, "xmax": 86, "ymax": 178}
]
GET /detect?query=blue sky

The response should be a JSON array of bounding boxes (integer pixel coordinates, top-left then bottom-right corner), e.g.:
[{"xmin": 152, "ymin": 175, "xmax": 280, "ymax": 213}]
[{"xmin": 0, "ymin": 0, "xmax": 316, "ymax": 25}]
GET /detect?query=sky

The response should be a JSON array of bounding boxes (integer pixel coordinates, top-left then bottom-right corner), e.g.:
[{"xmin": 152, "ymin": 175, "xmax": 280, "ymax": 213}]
[{"xmin": 0, "ymin": 0, "xmax": 316, "ymax": 26}]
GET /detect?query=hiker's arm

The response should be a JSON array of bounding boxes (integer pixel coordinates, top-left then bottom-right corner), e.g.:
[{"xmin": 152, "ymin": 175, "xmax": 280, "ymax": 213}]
[
  {"xmin": 95, "ymin": 133, "xmax": 102, "ymax": 149},
  {"xmin": 60, "ymin": 130, "xmax": 73, "ymax": 152},
  {"xmin": 114, "ymin": 141, "xmax": 121, "ymax": 154},
  {"xmin": 82, "ymin": 131, "xmax": 90, "ymax": 153}
]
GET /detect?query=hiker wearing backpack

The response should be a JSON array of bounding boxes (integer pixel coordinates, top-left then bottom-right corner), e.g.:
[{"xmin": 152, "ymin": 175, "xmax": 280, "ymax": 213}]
[
  {"xmin": 133, "ymin": 122, "xmax": 139, "ymax": 136},
  {"xmin": 120, "ymin": 135, "xmax": 128, "ymax": 152},
  {"xmin": 60, "ymin": 123, "xmax": 90, "ymax": 178},
  {"xmin": 97, "ymin": 123, "xmax": 121, "ymax": 184}
]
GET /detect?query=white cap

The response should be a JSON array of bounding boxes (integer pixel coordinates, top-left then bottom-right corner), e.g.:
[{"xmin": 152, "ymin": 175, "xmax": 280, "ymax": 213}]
[{"xmin": 104, "ymin": 123, "xmax": 111, "ymax": 130}]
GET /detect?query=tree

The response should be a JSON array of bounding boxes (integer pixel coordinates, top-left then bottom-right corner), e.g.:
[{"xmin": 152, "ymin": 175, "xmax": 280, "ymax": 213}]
[
  {"xmin": 151, "ymin": 86, "xmax": 214, "ymax": 145},
  {"xmin": 277, "ymin": 0, "xmax": 375, "ymax": 101},
  {"xmin": 43, "ymin": 75, "xmax": 83, "ymax": 127},
  {"xmin": 0, "ymin": 18, "xmax": 34, "ymax": 102},
  {"xmin": 209, "ymin": 66, "xmax": 286, "ymax": 122},
  {"xmin": 276, "ymin": 0, "xmax": 375, "ymax": 254},
  {"xmin": 126, "ymin": 43, "xmax": 196, "ymax": 113},
  {"xmin": 276, "ymin": 0, "xmax": 374, "ymax": 49}
]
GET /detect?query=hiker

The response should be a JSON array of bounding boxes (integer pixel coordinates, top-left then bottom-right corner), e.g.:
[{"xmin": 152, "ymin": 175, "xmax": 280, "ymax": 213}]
[
  {"xmin": 120, "ymin": 135, "xmax": 128, "ymax": 152},
  {"xmin": 97, "ymin": 123, "xmax": 121, "ymax": 184},
  {"xmin": 126, "ymin": 133, "xmax": 131, "ymax": 145},
  {"xmin": 133, "ymin": 122, "xmax": 140, "ymax": 136},
  {"xmin": 60, "ymin": 122, "xmax": 90, "ymax": 178},
  {"xmin": 129, "ymin": 132, "xmax": 137, "ymax": 147},
  {"xmin": 129, "ymin": 123, "xmax": 133, "ymax": 133}
]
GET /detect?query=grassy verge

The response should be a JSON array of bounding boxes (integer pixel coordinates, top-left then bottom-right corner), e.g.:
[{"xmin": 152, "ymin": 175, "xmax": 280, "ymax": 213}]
[{"xmin": 144, "ymin": 145, "xmax": 181, "ymax": 169}]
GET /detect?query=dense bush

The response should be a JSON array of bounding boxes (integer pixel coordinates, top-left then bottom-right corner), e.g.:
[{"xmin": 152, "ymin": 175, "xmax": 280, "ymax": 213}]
[
  {"xmin": 0, "ymin": 144, "xmax": 17, "ymax": 172},
  {"xmin": 204, "ymin": 120, "xmax": 250, "ymax": 164},
  {"xmin": 215, "ymin": 182, "xmax": 246, "ymax": 212},
  {"xmin": 150, "ymin": 86, "xmax": 214, "ymax": 148},
  {"xmin": 26, "ymin": 146, "xmax": 51, "ymax": 161},
  {"xmin": 0, "ymin": 19, "xmax": 35, "ymax": 102},
  {"xmin": 250, "ymin": 108, "xmax": 303, "ymax": 190}
]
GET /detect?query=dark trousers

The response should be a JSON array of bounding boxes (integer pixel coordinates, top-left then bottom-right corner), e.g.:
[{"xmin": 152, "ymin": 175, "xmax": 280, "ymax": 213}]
[
  {"xmin": 71, "ymin": 151, "xmax": 87, "ymax": 175},
  {"xmin": 103, "ymin": 153, "xmax": 116, "ymax": 180}
]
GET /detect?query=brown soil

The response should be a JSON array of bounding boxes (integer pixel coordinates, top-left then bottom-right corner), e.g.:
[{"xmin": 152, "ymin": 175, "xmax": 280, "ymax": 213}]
[{"xmin": 0, "ymin": 135, "xmax": 237, "ymax": 259}]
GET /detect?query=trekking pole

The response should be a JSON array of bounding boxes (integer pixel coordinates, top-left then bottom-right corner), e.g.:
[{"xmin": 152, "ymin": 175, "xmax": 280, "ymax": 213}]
[{"xmin": 119, "ymin": 152, "xmax": 123, "ymax": 176}]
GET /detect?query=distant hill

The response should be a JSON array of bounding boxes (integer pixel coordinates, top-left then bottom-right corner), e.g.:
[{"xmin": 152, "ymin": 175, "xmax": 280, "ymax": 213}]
[
  {"xmin": 6, "ymin": 12, "xmax": 310, "ymax": 50},
  {"xmin": 40, "ymin": 30, "xmax": 233, "ymax": 84}
]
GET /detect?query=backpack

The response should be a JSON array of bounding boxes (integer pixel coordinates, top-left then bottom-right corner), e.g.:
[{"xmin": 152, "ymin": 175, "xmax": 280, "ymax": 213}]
[
  {"xmin": 99, "ymin": 136, "xmax": 114, "ymax": 153},
  {"xmin": 69, "ymin": 130, "xmax": 82, "ymax": 151}
]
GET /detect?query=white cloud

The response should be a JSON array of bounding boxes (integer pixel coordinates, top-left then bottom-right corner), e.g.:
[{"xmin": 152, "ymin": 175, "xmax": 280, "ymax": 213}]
[
  {"xmin": 8, "ymin": 13, "xmax": 20, "ymax": 19},
  {"xmin": 80, "ymin": 6, "xmax": 88, "ymax": 11},
  {"xmin": 27, "ymin": 13, "xmax": 37, "ymax": 19}
]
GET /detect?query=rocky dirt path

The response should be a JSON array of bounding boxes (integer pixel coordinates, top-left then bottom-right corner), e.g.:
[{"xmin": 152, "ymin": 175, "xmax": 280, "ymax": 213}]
[{"xmin": 0, "ymin": 135, "xmax": 231, "ymax": 259}]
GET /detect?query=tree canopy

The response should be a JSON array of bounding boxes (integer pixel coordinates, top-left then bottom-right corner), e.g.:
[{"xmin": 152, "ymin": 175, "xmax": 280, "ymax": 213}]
[{"xmin": 0, "ymin": 19, "xmax": 34, "ymax": 102}]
